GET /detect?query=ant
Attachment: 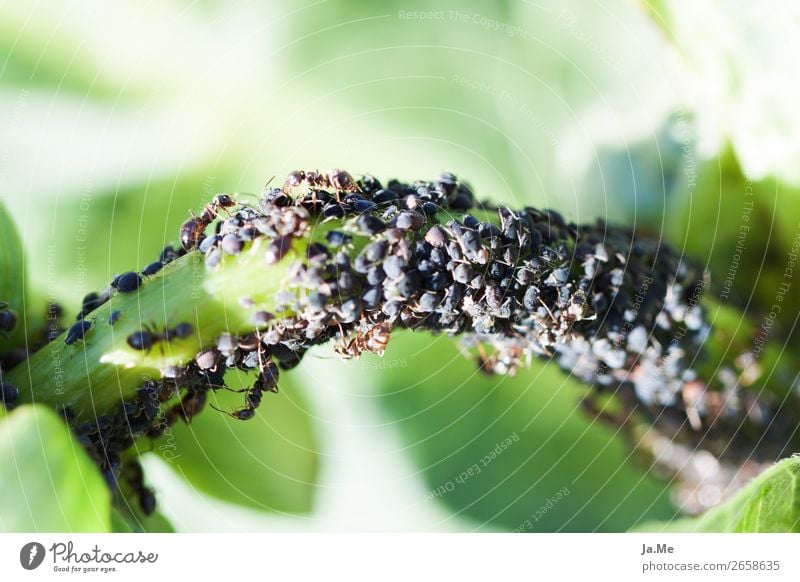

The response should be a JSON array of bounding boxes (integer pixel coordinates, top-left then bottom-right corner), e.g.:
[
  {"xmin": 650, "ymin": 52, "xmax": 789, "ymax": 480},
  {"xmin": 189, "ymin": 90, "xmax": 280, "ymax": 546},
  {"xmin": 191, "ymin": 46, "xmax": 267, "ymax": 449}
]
[
  {"xmin": 475, "ymin": 343, "xmax": 524, "ymax": 376},
  {"xmin": 211, "ymin": 335, "xmax": 278, "ymax": 421},
  {"xmin": 334, "ymin": 322, "xmax": 392, "ymax": 359},
  {"xmin": 210, "ymin": 375, "xmax": 267, "ymax": 421},
  {"xmin": 127, "ymin": 322, "xmax": 194, "ymax": 352},
  {"xmin": 282, "ymin": 169, "xmax": 359, "ymax": 197},
  {"xmin": 180, "ymin": 194, "xmax": 237, "ymax": 250},
  {"xmin": 165, "ymin": 387, "xmax": 208, "ymax": 425}
]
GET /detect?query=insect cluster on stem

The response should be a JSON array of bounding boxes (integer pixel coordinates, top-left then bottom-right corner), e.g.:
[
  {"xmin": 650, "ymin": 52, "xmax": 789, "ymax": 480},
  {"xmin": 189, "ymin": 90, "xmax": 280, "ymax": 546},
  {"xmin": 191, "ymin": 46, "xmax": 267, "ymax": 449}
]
[{"xmin": 10, "ymin": 167, "xmax": 795, "ymax": 516}]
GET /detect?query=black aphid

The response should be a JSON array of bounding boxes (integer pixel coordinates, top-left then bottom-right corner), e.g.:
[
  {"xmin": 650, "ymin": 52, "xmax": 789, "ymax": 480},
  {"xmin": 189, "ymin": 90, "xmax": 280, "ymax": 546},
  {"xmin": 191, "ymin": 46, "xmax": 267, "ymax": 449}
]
[
  {"xmin": 112, "ymin": 271, "xmax": 143, "ymax": 293},
  {"xmin": 363, "ymin": 240, "xmax": 388, "ymax": 263},
  {"xmin": 253, "ymin": 311, "xmax": 274, "ymax": 327},
  {"xmin": 322, "ymin": 204, "xmax": 346, "ymax": 219},
  {"xmin": 124, "ymin": 461, "xmax": 156, "ymax": 516},
  {"xmin": 326, "ymin": 230, "xmax": 352, "ymax": 247},
  {"xmin": 205, "ymin": 247, "xmax": 222, "ymax": 269},
  {"xmin": 77, "ymin": 292, "xmax": 104, "ymax": 320},
  {"xmin": 159, "ymin": 245, "xmax": 183, "ymax": 263},
  {"xmin": 0, "ymin": 308, "xmax": 17, "ymax": 333},
  {"xmin": 0, "ymin": 382, "xmax": 19, "ymax": 407},
  {"xmin": 265, "ymin": 236, "xmax": 292, "ymax": 264},
  {"xmin": 397, "ymin": 272, "xmax": 422, "ymax": 297},
  {"xmin": 142, "ymin": 261, "xmax": 164, "ymax": 276},
  {"xmin": 195, "ymin": 349, "xmax": 218, "ymax": 370},
  {"xmin": 383, "ymin": 256, "xmax": 405, "ymax": 279},
  {"xmin": 357, "ymin": 214, "xmax": 385, "ymax": 235},
  {"xmin": 65, "ymin": 320, "xmax": 93, "ymax": 345},
  {"xmin": 372, "ymin": 189, "xmax": 398, "ymax": 204},
  {"xmin": 220, "ymin": 234, "xmax": 244, "ymax": 255},
  {"xmin": 306, "ymin": 242, "xmax": 330, "ymax": 264},
  {"xmin": 424, "ymin": 225, "xmax": 448, "ymax": 248},
  {"xmin": 395, "ymin": 211, "xmax": 425, "ymax": 231}
]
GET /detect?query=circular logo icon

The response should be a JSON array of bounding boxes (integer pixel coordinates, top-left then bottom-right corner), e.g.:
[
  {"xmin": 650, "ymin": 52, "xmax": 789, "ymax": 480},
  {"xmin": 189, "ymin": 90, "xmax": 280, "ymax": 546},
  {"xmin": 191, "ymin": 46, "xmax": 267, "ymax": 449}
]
[{"xmin": 19, "ymin": 542, "xmax": 46, "ymax": 570}]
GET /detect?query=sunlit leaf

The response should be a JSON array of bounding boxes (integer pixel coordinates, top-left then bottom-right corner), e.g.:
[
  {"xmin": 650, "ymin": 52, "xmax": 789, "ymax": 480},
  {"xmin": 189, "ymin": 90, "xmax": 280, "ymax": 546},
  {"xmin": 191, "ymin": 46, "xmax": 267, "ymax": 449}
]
[
  {"xmin": 153, "ymin": 372, "xmax": 318, "ymax": 514},
  {"xmin": 636, "ymin": 457, "xmax": 800, "ymax": 532},
  {"xmin": 0, "ymin": 405, "xmax": 110, "ymax": 532}
]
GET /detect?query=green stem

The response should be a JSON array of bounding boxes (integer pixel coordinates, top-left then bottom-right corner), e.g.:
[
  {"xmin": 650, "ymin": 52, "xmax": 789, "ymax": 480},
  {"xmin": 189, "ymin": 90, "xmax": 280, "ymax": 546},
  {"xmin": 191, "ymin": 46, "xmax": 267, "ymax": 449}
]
[
  {"xmin": 11, "ymin": 246, "xmax": 286, "ymax": 419},
  {"xmin": 3, "ymin": 174, "xmax": 798, "ymax": 467}
]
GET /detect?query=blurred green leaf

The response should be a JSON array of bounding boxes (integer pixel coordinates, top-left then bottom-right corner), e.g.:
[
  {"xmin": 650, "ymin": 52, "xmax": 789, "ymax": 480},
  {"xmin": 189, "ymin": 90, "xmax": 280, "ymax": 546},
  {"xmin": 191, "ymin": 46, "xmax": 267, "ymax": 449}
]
[
  {"xmin": 154, "ymin": 372, "xmax": 318, "ymax": 514},
  {"xmin": 637, "ymin": 0, "xmax": 676, "ymax": 45},
  {"xmin": 110, "ymin": 508, "xmax": 134, "ymax": 533},
  {"xmin": 18, "ymin": 170, "xmax": 240, "ymax": 312},
  {"xmin": 111, "ymin": 505, "xmax": 175, "ymax": 533},
  {"xmin": 0, "ymin": 405, "xmax": 110, "ymax": 532},
  {"xmin": 0, "ymin": 33, "xmax": 124, "ymax": 100},
  {"xmin": 670, "ymin": 149, "xmax": 800, "ymax": 329},
  {"xmin": 636, "ymin": 457, "xmax": 800, "ymax": 532},
  {"xmin": 0, "ymin": 198, "xmax": 26, "ymax": 354},
  {"xmin": 375, "ymin": 333, "xmax": 676, "ymax": 532}
]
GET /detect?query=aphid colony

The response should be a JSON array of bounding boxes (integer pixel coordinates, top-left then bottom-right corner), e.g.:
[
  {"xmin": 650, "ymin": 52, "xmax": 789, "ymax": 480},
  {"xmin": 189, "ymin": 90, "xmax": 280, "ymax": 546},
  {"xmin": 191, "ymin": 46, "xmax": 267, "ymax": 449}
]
[
  {"xmin": 168, "ymin": 169, "xmax": 719, "ymax": 429},
  {"xmin": 17, "ymin": 244, "xmax": 191, "ymax": 515},
  {"xmin": 25, "ymin": 167, "xmax": 782, "ymax": 514},
  {"xmin": 63, "ymin": 169, "xmax": 719, "ymax": 438},
  {"xmin": 1, "ymin": 301, "xmax": 22, "ymax": 412},
  {"xmin": 177, "ymin": 170, "xmax": 789, "ymax": 463},
  {"xmin": 45, "ymin": 247, "xmax": 187, "ymax": 350}
]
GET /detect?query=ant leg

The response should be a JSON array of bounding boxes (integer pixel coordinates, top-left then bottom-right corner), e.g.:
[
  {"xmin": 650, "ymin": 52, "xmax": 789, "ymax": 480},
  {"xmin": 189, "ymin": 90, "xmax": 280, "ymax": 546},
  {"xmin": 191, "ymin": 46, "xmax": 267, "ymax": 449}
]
[{"xmin": 209, "ymin": 402, "xmax": 256, "ymax": 421}]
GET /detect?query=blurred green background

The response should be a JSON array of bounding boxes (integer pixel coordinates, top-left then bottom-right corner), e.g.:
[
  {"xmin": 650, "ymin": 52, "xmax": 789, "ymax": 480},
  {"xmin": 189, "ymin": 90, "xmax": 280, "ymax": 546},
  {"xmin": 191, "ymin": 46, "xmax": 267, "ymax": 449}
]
[{"xmin": 1, "ymin": 0, "xmax": 799, "ymax": 532}]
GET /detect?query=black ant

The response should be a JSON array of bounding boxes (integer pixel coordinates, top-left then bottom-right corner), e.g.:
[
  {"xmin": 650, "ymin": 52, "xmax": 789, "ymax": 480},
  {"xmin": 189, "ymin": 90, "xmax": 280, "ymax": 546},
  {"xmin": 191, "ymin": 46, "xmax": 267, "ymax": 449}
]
[
  {"xmin": 127, "ymin": 322, "xmax": 194, "ymax": 352},
  {"xmin": 210, "ymin": 372, "xmax": 275, "ymax": 421},
  {"xmin": 179, "ymin": 194, "xmax": 237, "ymax": 250},
  {"xmin": 211, "ymin": 338, "xmax": 278, "ymax": 421},
  {"xmin": 162, "ymin": 387, "xmax": 208, "ymax": 426}
]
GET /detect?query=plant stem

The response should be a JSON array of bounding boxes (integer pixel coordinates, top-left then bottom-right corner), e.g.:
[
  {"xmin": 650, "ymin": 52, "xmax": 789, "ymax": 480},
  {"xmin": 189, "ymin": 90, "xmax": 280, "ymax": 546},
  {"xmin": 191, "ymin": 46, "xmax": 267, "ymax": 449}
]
[{"xmin": 3, "ymin": 171, "xmax": 798, "ymax": 468}]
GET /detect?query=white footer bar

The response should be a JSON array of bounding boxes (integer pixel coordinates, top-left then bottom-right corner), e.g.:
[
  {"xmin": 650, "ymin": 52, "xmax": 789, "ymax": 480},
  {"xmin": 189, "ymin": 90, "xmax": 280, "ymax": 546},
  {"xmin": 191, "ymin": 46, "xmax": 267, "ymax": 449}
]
[{"xmin": 1, "ymin": 533, "xmax": 798, "ymax": 581}]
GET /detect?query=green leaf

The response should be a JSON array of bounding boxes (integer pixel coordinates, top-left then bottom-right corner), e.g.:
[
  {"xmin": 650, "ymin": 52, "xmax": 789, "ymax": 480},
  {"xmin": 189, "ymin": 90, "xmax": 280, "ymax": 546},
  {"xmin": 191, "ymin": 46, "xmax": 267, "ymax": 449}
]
[
  {"xmin": 636, "ymin": 457, "xmax": 800, "ymax": 532},
  {"xmin": 671, "ymin": 150, "xmax": 800, "ymax": 329},
  {"xmin": 110, "ymin": 508, "xmax": 134, "ymax": 533},
  {"xmin": 0, "ymin": 199, "xmax": 26, "ymax": 354},
  {"xmin": 110, "ymin": 505, "xmax": 175, "ymax": 533},
  {"xmin": 111, "ymin": 462, "xmax": 176, "ymax": 533},
  {"xmin": 0, "ymin": 405, "xmax": 111, "ymax": 532},
  {"xmin": 375, "ymin": 333, "xmax": 676, "ymax": 532},
  {"xmin": 154, "ymin": 372, "xmax": 318, "ymax": 514}
]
